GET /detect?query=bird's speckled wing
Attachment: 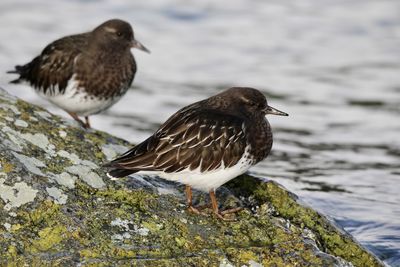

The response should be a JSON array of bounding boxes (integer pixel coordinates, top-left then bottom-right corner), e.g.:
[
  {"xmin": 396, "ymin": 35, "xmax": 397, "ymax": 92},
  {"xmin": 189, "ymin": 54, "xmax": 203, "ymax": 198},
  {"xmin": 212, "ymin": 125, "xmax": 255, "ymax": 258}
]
[
  {"xmin": 9, "ymin": 33, "xmax": 88, "ymax": 95},
  {"xmin": 105, "ymin": 104, "xmax": 247, "ymax": 173}
]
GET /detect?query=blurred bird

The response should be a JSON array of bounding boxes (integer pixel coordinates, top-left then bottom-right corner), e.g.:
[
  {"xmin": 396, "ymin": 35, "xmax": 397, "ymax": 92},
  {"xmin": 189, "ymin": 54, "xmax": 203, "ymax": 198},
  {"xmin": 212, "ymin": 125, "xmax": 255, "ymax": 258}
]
[
  {"xmin": 104, "ymin": 87, "xmax": 288, "ymax": 220},
  {"xmin": 7, "ymin": 19, "xmax": 149, "ymax": 128}
]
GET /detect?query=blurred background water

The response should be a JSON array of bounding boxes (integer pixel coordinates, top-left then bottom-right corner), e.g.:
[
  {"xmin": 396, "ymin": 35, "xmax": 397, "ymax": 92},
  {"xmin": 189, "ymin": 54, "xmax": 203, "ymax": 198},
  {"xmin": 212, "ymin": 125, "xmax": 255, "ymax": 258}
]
[{"xmin": 0, "ymin": 0, "xmax": 399, "ymax": 265}]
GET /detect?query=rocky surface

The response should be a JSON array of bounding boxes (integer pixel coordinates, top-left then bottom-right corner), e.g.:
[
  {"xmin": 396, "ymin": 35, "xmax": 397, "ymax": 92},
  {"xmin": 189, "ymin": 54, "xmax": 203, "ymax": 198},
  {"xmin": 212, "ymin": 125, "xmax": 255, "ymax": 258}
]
[{"xmin": 0, "ymin": 87, "xmax": 382, "ymax": 266}]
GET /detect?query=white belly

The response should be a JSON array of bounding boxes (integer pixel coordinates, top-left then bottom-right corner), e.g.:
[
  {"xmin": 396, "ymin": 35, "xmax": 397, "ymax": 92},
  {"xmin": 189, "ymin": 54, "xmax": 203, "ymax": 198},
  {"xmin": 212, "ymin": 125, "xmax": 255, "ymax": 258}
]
[
  {"xmin": 140, "ymin": 147, "xmax": 254, "ymax": 192},
  {"xmin": 37, "ymin": 76, "xmax": 123, "ymax": 116}
]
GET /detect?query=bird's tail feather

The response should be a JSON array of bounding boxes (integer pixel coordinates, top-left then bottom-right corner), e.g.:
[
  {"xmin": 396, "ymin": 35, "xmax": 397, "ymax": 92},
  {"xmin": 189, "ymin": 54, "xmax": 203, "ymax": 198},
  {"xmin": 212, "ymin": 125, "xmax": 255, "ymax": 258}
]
[
  {"xmin": 103, "ymin": 160, "xmax": 139, "ymax": 179},
  {"xmin": 103, "ymin": 136, "xmax": 158, "ymax": 179},
  {"xmin": 7, "ymin": 70, "xmax": 19, "ymax": 74},
  {"xmin": 106, "ymin": 168, "xmax": 137, "ymax": 179},
  {"xmin": 7, "ymin": 65, "xmax": 25, "ymax": 84},
  {"xmin": 9, "ymin": 78, "xmax": 22, "ymax": 84},
  {"xmin": 7, "ymin": 65, "xmax": 25, "ymax": 74}
]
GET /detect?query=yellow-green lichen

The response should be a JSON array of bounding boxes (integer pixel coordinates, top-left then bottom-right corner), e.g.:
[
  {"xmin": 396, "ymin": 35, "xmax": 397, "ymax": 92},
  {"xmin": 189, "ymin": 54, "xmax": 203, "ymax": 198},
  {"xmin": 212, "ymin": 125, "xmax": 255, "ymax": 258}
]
[
  {"xmin": 1, "ymin": 175, "xmax": 379, "ymax": 266},
  {"xmin": 0, "ymin": 160, "xmax": 14, "ymax": 173},
  {"xmin": 227, "ymin": 176, "xmax": 382, "ymax": 267},
  {"xmin": 0, "ymin": 89, "xmax": 382, "ymax": 266},
  {"xmin": 20, "ymin": 200, "xmax": 61, "ymax": 226},
  {"xmin": 29, "ymin": 225, "xmax": 67, "ymax": 252}
]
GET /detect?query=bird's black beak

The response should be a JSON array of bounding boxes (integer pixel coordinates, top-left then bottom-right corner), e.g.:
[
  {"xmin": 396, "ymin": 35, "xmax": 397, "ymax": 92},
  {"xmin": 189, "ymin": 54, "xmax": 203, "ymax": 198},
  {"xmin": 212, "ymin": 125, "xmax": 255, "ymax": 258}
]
[
  {"xmin": 131, "ymin": 39, "xmax": 150, "ymax": 53},
  {"xmin": 264, "ymin": 105, "xmax": 288, "ymax": 116}
]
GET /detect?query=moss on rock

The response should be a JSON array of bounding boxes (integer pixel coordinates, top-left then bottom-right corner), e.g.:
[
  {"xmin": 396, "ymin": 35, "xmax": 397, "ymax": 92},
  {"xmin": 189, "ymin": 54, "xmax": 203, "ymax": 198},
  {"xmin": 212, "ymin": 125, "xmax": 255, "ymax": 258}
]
[{"xmin": 0, "ymin": 87, "xmax": 383, "ymax": 266}]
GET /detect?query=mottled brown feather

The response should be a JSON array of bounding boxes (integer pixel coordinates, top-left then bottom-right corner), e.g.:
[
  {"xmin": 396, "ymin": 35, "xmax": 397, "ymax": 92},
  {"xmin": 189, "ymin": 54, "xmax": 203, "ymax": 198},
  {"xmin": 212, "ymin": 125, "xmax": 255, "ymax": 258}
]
[
  {"xmin": 106, "ymin": 106, "xmax": 247, "ymax": 174},
  {"xmin": 10, "ymin": 34, "xmax": 87, "ymax": 94},
  {"xmin": 105, "ymin": 87, "xmax": 284, "ymax": 181},
  {"xmin": 9, "ymin": 20, "xmax": 137, "ymax": 99}
]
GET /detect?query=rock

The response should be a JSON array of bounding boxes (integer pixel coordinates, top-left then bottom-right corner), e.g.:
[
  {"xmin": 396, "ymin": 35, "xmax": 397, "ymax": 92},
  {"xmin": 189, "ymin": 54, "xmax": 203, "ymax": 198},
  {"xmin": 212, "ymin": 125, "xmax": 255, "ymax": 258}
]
[{"xmin": 0, "ymin": 87, "xmax": 382, "ymax": 266}]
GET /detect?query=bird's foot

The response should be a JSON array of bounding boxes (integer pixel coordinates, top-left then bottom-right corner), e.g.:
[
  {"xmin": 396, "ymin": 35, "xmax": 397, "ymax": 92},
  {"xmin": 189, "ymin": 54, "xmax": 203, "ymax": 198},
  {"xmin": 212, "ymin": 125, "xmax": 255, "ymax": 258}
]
[
  {"xmin": 77, "ymin": 119, "xmax": 90, "ymax": 129},
  {"xmin": 66, "ymin": 112, "xmax": 91, "ymax": 129},
  {"xmin": 84, "ymin": 116, "xmax": 91, "ymax": 129},
  {"xmin": 213, "ymin": 207, "xmax": 243, "ymax": 221},
  {"xmin": 220, "ymin": 207, "xmax": 243, "ymax": 215},
  {"xmin": 187, "ymin": 205, "xmax": 207, "ymax": 216},
  {"xmin": 187, "ymin": 205, "xmax": 243, "ymax": 221},
  {"xmin": 213, "ymin": 211, "xmax": 233, "ymax": 221},
  {"xmin": 194, "ymin": 203, "xmax": 212, "ymax": 211}
]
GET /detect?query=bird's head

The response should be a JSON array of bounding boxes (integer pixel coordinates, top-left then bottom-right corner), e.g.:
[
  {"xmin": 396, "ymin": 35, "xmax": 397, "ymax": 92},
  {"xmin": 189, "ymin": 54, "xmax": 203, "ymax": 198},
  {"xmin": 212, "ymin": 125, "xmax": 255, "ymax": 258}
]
[
  {"xmin": 92, "ymin": 19, "xmax": 150, "ymax": 53},
  {"xmin": 217, "ymin": 87, "xmax": 288, "ymax": 117}
]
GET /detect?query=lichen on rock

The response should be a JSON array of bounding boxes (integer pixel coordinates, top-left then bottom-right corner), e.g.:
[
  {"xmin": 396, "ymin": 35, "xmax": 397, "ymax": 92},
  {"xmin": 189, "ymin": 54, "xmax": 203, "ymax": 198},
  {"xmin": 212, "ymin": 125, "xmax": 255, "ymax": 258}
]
[{"xmin": 0, "ymin": 87, "xmax": 383, "ymax": 266}]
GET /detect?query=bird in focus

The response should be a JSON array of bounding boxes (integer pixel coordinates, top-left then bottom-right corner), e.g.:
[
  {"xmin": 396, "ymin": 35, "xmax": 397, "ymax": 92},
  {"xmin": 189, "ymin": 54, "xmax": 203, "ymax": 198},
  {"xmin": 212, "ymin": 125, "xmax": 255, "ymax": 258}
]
[
  {"xmin": 7, "ymin": 19, "xmax": 150, "ymax": 128},
  {"xmin": 104, "ymin": 87, "xmax": 288, "ymax": 220}
]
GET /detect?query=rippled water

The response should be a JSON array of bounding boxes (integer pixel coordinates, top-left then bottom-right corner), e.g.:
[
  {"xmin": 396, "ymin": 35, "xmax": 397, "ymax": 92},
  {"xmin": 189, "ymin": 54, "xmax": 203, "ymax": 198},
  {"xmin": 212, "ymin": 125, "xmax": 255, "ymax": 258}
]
[{"xmin": 0, "ymin": 0, "xmax": 399, "ymax": 265}]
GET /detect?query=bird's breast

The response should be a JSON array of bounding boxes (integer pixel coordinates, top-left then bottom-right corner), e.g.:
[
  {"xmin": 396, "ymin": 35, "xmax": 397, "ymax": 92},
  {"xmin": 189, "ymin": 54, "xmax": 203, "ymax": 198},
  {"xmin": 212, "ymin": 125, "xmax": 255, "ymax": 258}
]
[
  {"xmin": 245, "ymin": 117, "xmax": 273, "ymax": 163},
  {"xmin": 74, "ymin": 53, "xmax": 136, "ymax": 99}
]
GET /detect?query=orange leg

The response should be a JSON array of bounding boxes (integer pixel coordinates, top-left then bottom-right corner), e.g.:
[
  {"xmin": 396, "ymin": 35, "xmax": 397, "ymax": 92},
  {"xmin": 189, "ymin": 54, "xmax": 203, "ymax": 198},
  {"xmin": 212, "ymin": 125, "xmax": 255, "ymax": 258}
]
[
  {"xmin": 209, "ymin": 190, "xmax": 243, "ymax": 220},
  {"xmin": 209, "ymin": 190, "xmax": 225, "ymax": 220},
  {"xmin": 66, "ymin": 111, "xmax": 90, "ymax": 129},
  {"xmin": 185, "ymin": 186, "xmax": 242, "ymax": 220},
  {"xmin": 84, "ymin": 116, "xmax": 91, "ymax": 129},
  {"xmin": 185, "ymin": 185, "xmax": 201, "ymax": 214}
]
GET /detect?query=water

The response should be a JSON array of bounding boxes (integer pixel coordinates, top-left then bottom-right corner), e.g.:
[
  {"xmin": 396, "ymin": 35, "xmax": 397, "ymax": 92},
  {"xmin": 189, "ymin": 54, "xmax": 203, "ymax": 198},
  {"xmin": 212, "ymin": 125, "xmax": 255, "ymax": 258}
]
[{"xmin": 0, "ymin": 0, "xmax": 399, "ymax": 265}]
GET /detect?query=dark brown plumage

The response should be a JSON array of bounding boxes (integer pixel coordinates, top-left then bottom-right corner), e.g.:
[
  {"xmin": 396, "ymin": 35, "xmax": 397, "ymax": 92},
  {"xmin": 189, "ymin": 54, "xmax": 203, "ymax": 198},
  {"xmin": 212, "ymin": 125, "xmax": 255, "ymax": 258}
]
[
  {"xmin": 104, "ymin": 87, "xmax": 288, "ymax": 220},
  {"xmin": 8, "ymin": 19, "xmax": 149, "ymax": 128}
]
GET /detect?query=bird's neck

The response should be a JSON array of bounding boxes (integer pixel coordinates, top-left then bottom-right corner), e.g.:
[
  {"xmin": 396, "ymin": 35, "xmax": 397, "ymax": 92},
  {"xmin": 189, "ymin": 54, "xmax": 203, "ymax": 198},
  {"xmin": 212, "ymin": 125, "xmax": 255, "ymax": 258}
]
[
  {"xmin": 245, "ymin": 116, "xmax": 273, "ymax": 162},
  {"xmin": 88, "ymin": 41, "xmax": 129, "ymax": 57}
]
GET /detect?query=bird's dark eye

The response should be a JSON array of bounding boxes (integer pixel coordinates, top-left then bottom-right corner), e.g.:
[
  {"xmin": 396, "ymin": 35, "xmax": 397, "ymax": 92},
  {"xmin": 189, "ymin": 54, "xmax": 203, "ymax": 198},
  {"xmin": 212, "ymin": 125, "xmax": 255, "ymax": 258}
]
[
  {"xmin": 116, "ymin": 32, "xmax": 123, "ymax": 37},
  {"xmin": 250, "ymin": 101, "xmax": 263, "ymax": 109}
]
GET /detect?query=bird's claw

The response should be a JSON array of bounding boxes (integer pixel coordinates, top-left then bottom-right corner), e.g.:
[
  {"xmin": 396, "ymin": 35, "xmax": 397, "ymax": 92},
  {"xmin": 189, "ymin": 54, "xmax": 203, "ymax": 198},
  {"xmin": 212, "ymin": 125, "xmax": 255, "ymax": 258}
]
[
  {"xmin": 187, "ymin": 206, "xmax": 207, "ymax": 216},
  {"xmin": 187, "ymin": 205, "xmax": 242, "ymax": 221}
]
